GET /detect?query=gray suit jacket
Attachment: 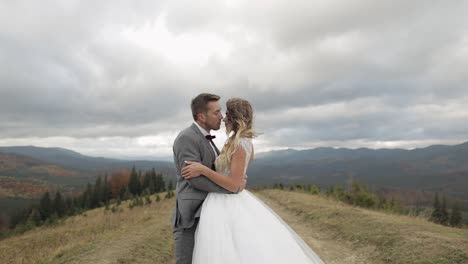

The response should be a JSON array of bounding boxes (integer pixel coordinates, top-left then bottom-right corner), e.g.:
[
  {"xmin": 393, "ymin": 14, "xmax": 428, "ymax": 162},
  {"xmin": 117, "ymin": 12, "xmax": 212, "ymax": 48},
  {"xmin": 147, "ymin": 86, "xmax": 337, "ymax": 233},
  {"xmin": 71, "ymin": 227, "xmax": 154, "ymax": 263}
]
[{"xmin": 171, "ymin": 123, "xmax": 233, "ymax": 229}]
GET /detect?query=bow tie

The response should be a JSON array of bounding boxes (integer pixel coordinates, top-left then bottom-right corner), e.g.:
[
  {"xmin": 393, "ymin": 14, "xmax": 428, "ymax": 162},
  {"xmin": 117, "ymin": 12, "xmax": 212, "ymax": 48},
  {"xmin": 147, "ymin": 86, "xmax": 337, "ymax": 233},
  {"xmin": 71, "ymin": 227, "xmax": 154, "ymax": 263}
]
[
  {"xmin": 205, "ymin": 134, "xmax": 220, "ymax": 155},
  {"xmin": 205, "ymin": 135, "xmax": 216, "ymax": 140}
]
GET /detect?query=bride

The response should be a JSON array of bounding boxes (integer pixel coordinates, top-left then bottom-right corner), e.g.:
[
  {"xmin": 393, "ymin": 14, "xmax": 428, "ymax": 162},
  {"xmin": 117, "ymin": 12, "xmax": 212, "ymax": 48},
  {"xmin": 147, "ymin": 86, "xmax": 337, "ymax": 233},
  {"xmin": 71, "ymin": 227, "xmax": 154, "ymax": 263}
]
[{"xmin": 181, "ymin": 98, "xmax": 324, "ymax": 264}]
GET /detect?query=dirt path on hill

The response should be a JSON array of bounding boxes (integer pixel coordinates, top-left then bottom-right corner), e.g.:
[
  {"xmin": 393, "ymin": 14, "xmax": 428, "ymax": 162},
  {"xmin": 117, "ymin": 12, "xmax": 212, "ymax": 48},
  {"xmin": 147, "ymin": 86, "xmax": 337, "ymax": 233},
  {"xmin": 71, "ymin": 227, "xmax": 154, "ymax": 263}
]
[{"xmin": 255, "ymin": 192, "xmax": 376, "ymax": 264}]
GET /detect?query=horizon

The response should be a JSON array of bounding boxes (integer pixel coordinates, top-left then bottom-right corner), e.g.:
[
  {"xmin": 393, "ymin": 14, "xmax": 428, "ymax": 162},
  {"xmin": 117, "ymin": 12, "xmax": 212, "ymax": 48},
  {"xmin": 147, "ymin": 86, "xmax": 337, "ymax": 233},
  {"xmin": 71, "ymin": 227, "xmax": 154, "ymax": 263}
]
[{"xmin": 1, "ymin": 138, "xmax": 467, "ymax": 162}]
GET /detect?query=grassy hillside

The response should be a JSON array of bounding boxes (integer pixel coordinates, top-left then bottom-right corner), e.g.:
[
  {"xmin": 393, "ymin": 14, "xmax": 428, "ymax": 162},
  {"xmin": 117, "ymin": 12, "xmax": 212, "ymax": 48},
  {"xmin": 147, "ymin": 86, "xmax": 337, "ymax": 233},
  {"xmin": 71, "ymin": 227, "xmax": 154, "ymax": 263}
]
[
  {"xmin": 257, "ymin": 190, "xmax": 468, "ymax": 264},
  {"xmin": 0, "ymin": 195, "xmax": 175, "ymax": 264},
  {"xmin": 1, "ymin": 190, "xmax": 467, "ymax": 263}
]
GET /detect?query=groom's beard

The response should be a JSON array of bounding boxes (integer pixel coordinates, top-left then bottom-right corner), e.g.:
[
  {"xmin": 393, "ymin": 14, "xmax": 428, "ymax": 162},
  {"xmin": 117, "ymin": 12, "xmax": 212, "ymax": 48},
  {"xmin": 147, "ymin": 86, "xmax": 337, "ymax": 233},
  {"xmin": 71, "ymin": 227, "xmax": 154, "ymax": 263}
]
[
  {"xmin": 212, "ymin": 121, "xmax": 222, "ymax": 130},
  {"xmin": 201, "ymin": 120, "xmax": 221, "ymax": 131}
]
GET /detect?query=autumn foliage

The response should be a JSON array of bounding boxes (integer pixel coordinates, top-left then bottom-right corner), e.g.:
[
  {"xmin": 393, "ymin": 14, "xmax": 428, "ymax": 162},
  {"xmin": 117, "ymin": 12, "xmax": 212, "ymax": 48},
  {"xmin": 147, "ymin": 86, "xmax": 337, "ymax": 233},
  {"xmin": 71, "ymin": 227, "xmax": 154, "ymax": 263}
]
[{"xmin": 109, "ymin": 169, "xmax": 131, "ymax": 199}]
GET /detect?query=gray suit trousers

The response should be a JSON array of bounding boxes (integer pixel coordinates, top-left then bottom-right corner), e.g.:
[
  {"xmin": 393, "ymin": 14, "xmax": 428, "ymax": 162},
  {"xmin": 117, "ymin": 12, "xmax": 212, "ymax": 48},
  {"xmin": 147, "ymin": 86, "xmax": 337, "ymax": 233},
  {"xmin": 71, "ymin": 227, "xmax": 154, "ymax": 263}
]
[{"xmin": 173, "ymin": 218, "xmax": 199, "ymax": 264}]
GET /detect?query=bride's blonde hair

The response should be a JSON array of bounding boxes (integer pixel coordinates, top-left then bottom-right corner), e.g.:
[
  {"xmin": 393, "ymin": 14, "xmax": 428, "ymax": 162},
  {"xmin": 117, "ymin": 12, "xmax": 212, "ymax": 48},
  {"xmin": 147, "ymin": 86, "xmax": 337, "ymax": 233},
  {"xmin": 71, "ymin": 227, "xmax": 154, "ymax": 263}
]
[{"xmin": 215, "ymin": 98, "xmax": 256, "ymax": 171}]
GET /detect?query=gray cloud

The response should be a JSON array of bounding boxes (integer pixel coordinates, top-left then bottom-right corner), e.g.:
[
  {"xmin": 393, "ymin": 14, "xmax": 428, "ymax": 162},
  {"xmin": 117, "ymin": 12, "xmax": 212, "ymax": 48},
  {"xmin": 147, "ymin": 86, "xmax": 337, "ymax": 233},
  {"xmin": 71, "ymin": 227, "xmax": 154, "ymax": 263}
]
[{"xmin": 1, "ymin": 0, "xmax": 468, "ymax": 158}]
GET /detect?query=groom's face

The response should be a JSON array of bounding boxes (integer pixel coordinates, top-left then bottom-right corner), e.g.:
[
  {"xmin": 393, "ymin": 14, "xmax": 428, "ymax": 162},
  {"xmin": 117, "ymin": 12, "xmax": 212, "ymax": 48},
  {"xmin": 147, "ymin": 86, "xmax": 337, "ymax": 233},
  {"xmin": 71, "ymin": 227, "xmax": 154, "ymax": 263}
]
[{"xmin": 202, "ymin": 101, "xmax": 223, "ymax": 131}]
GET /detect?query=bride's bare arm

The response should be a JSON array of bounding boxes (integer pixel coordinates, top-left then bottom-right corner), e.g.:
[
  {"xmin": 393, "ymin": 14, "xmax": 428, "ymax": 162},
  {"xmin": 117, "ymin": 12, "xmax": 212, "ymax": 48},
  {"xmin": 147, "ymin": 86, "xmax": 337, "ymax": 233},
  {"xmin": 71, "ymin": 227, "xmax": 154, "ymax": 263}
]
[{"xmin": 182, "ymin": 146, "xmax": 247, "ymax": 192}]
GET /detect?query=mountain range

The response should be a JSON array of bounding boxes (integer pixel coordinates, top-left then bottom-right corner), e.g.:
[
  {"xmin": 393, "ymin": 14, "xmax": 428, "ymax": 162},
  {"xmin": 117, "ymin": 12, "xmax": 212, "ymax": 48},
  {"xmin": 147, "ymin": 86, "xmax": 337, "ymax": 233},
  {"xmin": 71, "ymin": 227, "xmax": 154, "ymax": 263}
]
[
  {"xmin": 249, "ymin": 141, "xmax": 468, "ymax": 208},
  {"xmin": 1, "ymin": 141, "xmax": 468, "ymax": 213}
]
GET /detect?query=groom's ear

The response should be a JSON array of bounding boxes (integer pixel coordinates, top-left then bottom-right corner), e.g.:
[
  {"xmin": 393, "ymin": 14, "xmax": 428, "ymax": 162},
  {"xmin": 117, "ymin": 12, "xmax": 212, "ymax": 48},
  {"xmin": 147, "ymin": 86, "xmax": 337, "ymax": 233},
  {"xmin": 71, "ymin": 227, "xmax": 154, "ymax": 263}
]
[{"xmin": 197, "ymin": 112, "xmax": 206, "ymax": 123}]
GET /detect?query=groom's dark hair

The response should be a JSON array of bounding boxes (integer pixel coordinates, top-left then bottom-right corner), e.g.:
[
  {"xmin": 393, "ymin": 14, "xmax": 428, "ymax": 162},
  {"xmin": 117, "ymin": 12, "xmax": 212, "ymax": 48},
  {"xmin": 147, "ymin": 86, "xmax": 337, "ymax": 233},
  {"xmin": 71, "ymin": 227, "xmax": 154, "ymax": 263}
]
[{"xmin": 191, "ymin": 93, "xmax": 220, "ymax": 121}]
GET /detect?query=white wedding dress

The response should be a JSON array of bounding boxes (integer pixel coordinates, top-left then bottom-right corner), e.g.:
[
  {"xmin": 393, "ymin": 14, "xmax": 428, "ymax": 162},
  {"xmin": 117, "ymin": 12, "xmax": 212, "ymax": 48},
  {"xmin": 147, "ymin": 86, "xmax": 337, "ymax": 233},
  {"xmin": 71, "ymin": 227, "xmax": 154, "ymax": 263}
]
[{"xmin": 192, "ymin": 138, "xmax": 324, "ymax": 264}]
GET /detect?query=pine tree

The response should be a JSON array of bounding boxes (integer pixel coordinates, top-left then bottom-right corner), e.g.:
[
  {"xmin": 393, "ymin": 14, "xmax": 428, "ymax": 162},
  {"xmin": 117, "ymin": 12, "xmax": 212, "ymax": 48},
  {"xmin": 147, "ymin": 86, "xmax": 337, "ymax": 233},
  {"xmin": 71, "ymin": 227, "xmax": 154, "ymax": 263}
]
[
  {"xmin": 119, "ymin": 185, "xmax": 127, "ymax": 200},
  {"xmin": 53, "ymin": 190, "xmax": 66, "ymax": 217},
  {"xmin": 440, "ymin": 196, "xmax": 449, "ymax": 225},
  {"xmin": 142, "ymin": 171, "xmax": 151, "ymax": 191},
  {"xmin": 154, "ymin": 173, "xmax": 166, "ymax": 192},
  {"xmin": 165, "ymin": 181, "xmax": 175, "ymax": 199},
  {"xmin": 92, "ymin": 176, "xmax": 102, "ymax": 208},
  {"xmin": 449, "ymin": 203, "xmax": 462, "ymax": 227},
  {"xmin": 168, "ymin": 180, "xmax": 174, "ymax": 192},
  {"xmin": 137, "ymin": 170, "xmax": 143, "ymax": 195},
  {"xmin": 431, "ymin": 193, "xmax": 442, "ymax": 223},
  {"xmin": 73, "ymin": 196, "xmax": 83, "ymax": 214},
  {"xmin": 150, "ymin": 169, "xmax": 157, "ymax": 193},
  {"xmin": 85, "ymin": 183, "xmax": 93, "ymax": 209},
  {"xmin": 39, "ymin": 191, "xmax": 52, "ymax": 221},
  {"xmin": 128, "ymin": 166, "xmax": 141, "ymax": 196},
  {"xmin": 103, "ymin": 174, "xmax": 111, "ymax": 205},
  {"xmin": 148, "ymin": 171, "xmax": 156, "ymax": 194},
  {"xmin": 123, "ymin": 187, "xmax": 131, "ymax": 200},
  {"xmin": 65, "ymin": 197, "xmax": 74, "ymax": 216}
]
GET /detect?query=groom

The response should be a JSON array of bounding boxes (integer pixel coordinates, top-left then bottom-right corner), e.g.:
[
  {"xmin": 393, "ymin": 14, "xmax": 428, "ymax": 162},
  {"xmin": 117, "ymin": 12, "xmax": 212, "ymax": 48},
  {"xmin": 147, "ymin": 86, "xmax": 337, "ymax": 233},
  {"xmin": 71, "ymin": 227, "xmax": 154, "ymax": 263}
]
[{"xmin": 172, "ymin": 93, "xmax": 246, "ymax": 264}]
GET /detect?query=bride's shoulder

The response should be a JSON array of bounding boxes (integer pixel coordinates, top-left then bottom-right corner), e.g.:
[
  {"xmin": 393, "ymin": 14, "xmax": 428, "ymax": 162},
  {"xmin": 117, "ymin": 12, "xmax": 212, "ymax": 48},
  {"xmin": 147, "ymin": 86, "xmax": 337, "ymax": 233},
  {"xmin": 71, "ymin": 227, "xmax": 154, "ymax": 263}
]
[{"xmin": 238, "ymin": 137, "xmax": 253, "ymax": 150}]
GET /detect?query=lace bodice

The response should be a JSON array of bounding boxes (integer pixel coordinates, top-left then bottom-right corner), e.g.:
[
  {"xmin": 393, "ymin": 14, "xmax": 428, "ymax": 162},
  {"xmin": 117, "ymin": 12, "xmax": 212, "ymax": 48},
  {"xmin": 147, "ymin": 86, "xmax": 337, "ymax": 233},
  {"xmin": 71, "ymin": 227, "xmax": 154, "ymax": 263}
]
[
  {"xmin": 216, "ymin": 137, "xmax": 253, "ymax": 176},
  {"xmin": 238, "ymin": 137, "xmax": 253, "ymax": 175}
]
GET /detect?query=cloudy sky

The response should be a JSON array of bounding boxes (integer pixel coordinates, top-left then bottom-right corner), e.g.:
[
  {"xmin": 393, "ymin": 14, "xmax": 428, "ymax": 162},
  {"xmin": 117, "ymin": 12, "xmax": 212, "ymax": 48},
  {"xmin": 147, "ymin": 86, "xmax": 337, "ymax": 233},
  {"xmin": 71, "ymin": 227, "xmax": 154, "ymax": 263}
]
[{"xmin": 1, "ymin": 0, "xmax": 468, "ymax": 160}]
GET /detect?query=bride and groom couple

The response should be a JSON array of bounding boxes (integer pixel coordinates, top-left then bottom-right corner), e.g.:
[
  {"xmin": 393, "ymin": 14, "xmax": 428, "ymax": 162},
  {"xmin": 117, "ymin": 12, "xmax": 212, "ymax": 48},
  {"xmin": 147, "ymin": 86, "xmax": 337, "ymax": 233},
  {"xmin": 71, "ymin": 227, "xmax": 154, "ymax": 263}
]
[{"xmin": 171, "ymin": 93, "xmax": 324, "ymax": 263}]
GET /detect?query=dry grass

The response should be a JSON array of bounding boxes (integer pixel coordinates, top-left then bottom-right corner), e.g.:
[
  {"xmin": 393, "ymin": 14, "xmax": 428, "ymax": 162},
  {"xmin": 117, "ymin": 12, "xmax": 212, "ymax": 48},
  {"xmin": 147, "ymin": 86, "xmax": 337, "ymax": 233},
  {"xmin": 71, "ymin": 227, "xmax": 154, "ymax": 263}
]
[
  {"xmin": 0, "ymin": 194, "xmax": 175, "ymax": 264},
  {"xmin": 256, "ymin": 189, "xmax": 468, "ymax": 264},
  {"xmin": 1, "ymin": 189, "xmax": 467, "ymax": 264}
]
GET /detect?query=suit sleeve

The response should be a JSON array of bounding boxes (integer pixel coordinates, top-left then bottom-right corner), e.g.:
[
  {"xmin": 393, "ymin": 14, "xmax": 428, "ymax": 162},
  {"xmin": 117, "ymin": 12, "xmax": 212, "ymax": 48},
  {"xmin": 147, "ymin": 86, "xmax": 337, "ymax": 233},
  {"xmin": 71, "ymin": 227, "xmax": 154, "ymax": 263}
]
[{"xmin": 175, "ymin": 134, "xmax": 235, "ymax": 194}]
